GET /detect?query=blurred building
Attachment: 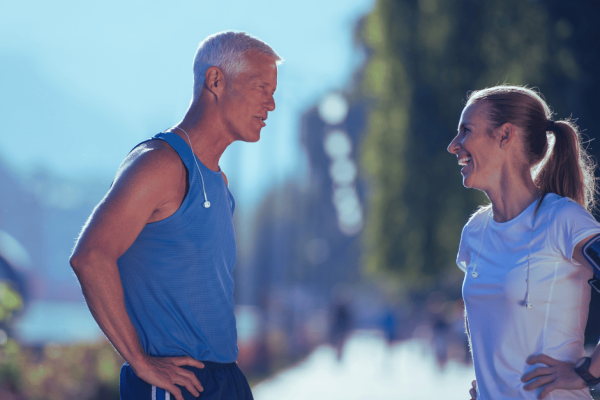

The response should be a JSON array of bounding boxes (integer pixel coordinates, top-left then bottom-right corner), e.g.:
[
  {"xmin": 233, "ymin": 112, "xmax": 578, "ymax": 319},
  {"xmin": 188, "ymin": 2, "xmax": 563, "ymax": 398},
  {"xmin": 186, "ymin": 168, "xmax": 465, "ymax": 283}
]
[
  {"xmin": 298, "ymin": 92, "xmax": 368, "ymax": 288},
  {"xmin": 235, "ymin": 93, "xmax": 370, "ymax": 373}
]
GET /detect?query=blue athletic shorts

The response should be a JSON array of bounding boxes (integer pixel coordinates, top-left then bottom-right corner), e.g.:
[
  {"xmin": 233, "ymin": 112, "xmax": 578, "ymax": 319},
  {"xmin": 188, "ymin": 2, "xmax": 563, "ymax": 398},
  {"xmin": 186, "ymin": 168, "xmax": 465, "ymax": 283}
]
[{"xmin": 119, "ymin": 361, "xmax": 254, "ymax": 400}]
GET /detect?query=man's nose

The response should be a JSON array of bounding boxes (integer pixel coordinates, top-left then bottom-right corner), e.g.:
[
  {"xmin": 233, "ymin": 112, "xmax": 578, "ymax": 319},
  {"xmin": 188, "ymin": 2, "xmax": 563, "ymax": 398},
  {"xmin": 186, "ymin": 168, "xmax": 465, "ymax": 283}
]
[{"xmin": 266, "ymin": 95, "xmax": 275, "ymax": 112}]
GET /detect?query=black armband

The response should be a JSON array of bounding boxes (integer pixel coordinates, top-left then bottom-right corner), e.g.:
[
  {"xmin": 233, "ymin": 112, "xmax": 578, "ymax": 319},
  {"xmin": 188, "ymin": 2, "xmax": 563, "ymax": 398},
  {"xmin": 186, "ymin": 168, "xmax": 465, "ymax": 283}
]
[{"xmin": 583, "ymin": 234, "xmax": 600, "ymax": 294}]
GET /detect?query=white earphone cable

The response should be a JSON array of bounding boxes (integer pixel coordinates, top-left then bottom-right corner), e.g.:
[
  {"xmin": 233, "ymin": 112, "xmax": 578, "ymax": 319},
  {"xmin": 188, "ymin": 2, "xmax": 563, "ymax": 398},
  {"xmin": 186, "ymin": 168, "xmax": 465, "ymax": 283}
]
[
  {"xmin": 470, "ymin": 199, "xmax": 539, "ymax": 309},
  {"xmin": 470, "ymin": 209, "xmax": 492, "ymax": 279},
  {"xmin": 524, "ymin": 206, "xmax": 539, "ymax": 309},
  {"xmin": 172, "ymin": 126, "xmax": 211, "ymax": 209}
]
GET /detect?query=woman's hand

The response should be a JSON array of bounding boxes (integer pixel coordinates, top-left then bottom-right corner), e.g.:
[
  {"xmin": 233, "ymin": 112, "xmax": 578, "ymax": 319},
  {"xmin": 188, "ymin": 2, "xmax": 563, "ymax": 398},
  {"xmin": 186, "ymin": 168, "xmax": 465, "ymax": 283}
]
[
  {"xmin": 521, "ymin": 354, "xmax": 587, "ymax": 399},
  {"xmin": 469, "ymin": 380, "xmax": 477, "ymax": 400}
]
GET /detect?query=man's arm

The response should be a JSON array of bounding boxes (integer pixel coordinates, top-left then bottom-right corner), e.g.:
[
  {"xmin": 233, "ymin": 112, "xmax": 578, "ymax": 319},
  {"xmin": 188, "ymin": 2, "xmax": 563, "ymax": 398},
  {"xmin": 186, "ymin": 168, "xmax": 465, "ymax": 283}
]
[{"xmin": 70, "ymin": 142, "xmax": 204, "ymax": 400}]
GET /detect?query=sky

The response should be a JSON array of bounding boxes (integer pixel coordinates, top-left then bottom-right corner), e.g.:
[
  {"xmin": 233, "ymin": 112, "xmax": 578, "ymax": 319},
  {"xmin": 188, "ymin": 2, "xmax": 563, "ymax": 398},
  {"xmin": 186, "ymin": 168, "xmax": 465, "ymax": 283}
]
[{"xmin": 1, "ymin": 0, "xmax": 375, "ymax": 209}]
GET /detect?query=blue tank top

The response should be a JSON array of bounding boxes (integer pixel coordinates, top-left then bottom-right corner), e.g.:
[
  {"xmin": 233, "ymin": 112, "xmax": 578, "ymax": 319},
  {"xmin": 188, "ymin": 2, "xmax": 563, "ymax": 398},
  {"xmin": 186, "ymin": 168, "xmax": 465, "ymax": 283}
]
[{"xmin": 117, "ymin": 131, "xmax": 238, "ymax": 363}]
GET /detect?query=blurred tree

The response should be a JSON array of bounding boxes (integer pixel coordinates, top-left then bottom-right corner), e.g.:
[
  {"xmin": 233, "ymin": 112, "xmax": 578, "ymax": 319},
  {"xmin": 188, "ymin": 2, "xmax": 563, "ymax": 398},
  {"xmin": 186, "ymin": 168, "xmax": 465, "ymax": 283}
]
[
  {"xmin": 0, "ymin": 340, "xmax": 122, "ymax": 400},
  {"xmin": 359, "ymin": 0, "xmax": 600, "ymax": 290},
  {"xmin": 0, "ymin": 282, "xmax": 23, "ymax": 324},
  {"xmin": 0, "ymin": 255, "xmax": 26, "ymax": 345}
]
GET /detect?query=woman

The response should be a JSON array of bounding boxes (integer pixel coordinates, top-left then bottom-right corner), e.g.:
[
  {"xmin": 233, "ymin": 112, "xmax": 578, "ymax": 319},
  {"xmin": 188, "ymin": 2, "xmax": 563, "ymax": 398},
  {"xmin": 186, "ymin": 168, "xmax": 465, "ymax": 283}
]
[{"xmin": 447, "ymin": 85, "xmax": 600, "ymax": 399}]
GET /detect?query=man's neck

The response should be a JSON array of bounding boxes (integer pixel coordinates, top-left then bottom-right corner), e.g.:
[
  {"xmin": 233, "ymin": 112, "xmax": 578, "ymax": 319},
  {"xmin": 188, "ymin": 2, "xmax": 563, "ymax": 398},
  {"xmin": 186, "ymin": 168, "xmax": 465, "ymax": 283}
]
[{"xmin": 172, "ymin": 104, "xmax": 234, "ymax": 172}]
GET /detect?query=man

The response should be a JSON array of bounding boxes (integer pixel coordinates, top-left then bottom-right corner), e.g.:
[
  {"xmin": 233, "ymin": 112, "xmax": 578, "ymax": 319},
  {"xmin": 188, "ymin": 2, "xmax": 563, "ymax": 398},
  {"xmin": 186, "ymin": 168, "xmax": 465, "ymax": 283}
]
[{"xmin": 70, "ymin": 31, "xmax": 281, "ymax": 400}]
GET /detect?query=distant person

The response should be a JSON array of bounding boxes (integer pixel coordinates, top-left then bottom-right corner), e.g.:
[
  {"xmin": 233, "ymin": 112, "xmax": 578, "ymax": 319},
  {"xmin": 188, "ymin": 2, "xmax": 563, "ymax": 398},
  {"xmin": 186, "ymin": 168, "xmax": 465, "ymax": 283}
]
[
  {"xmin": 447, "ymin": 85, "xmax": 600, "ymax": 399},
  {"xmin": 70, "ymin": 31, "xmax": 281, "ymax": 400},
  {"xmin": 330, "ymin": 300, "xmax": 352, "ymax": 360},
  {"xmin": 432, "ymin": 317, "xmax": 449, "ymax": 366},
  {"xmin": 381, "ymin": 307, "xmax": 397, "ymax": 345}
]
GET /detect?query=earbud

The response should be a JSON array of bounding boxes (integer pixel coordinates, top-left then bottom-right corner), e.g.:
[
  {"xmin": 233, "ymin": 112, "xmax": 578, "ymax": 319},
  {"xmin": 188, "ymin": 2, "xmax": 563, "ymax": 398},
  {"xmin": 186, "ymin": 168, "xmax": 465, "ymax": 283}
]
[
  {"xmin": 174, "ymin": 127, "xmax": 212, "ymax": 211},
  {"xmin": 471, "ymin": 271, "xmax": 479, "ymax": 278},
  {"xmin": 525, "ymin": 302, "xmax": 533, "ymax": 309}
]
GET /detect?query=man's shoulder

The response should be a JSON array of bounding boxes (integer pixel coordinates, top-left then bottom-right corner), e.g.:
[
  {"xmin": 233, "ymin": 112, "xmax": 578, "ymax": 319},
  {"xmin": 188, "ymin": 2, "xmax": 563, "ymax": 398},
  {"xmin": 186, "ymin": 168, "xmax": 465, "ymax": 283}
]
[
  {"xmin": 110, "ymin": 139, "xmax": 187, "ymax": 201},
  {"xmin": 121, "ymin": 139, "xmax": 184, "ymax": 177},
  {"xmin": 128, "ymin": 139, "xmax": 180, "ymax": 163}
]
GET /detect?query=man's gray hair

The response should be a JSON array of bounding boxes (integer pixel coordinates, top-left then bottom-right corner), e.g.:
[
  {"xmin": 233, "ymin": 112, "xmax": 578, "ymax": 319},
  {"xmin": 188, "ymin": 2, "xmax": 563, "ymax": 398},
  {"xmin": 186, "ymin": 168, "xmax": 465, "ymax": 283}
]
[{"xmin": 192, "ymin": 31, "xmax": 282, "ymax": 102}]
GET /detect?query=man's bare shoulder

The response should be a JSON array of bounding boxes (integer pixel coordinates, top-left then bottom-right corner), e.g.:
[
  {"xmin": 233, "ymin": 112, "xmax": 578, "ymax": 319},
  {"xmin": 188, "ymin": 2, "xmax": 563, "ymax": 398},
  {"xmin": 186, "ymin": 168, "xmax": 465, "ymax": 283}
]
[
  {"xmin": 97, "ymin": 139, "xmax": 188, "ymax": 224},
  {"xmin": 71, "ymin": 140, "xmax": 188, "ymax": 263},
  {"xmin": 121, "ymin": 139, "xmax": 182, "ymax": 172},
  {"xmin": 113, "ymin": 140, "xmax": 185, "ymax": 186},
  {"xmin": 109, "ymin": 140, "xmax": 186, "ymax": 204}
]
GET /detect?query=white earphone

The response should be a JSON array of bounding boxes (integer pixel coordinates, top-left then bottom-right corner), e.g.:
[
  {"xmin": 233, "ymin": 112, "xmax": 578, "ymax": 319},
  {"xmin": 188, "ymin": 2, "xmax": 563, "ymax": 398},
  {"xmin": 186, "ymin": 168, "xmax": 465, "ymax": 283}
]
[{"xmin": 172, "ymin": 126, "xmax": 211, "ymax": 209}]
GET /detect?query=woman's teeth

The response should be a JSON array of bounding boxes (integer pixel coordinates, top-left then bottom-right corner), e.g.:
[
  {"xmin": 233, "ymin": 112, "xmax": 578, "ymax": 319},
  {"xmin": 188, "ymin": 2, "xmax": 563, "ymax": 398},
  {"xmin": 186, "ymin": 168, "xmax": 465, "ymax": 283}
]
[{"xmin": 458, "ymin": 157, "xmax": 471, "ymax": 166}]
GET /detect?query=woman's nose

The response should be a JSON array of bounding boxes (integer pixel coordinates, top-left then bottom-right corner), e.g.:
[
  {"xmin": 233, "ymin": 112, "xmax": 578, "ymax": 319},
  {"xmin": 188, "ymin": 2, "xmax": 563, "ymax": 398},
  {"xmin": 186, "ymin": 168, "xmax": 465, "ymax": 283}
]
[{"xmin": 447, "ymin": 135, "xmax": 460, "ymax": 154}]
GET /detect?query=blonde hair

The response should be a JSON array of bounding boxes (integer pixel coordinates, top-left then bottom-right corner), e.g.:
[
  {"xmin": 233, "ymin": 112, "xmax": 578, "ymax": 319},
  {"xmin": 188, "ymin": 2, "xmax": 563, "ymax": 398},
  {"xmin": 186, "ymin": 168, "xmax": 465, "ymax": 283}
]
[{"xmin": 467, "ymin": 85, "xmax": 597, "ymax": 211}]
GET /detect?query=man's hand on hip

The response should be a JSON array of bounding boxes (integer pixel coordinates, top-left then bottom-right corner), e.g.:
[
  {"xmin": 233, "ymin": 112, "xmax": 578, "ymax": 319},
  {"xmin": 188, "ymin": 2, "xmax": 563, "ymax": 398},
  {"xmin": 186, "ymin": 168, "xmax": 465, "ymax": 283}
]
[{"xmin": 133, "ymin": 355, "xmax": 205, "ymax": 400}]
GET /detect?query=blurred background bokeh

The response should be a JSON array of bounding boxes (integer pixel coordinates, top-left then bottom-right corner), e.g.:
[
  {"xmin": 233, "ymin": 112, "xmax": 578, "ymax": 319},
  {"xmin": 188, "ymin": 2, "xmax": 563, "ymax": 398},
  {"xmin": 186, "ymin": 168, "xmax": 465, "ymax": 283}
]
[{"xmin": 2, "ymin": 0, "xmax": 600, "ymax": 398}]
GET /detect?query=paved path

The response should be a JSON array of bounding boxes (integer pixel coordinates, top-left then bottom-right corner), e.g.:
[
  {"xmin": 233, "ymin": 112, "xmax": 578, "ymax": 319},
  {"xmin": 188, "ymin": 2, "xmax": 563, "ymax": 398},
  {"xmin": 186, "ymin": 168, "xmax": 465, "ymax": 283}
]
[{"xmin": 253, "ymin": 330, "xmax": 474, "ymax": 400}]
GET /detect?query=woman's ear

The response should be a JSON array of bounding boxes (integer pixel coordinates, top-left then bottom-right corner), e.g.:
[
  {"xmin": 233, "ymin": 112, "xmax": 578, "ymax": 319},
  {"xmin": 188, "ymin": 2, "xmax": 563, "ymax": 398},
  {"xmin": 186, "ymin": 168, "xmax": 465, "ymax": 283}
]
[{"xmin": 498, "ymin": 122, "xmax": 516, "ymax": 149}]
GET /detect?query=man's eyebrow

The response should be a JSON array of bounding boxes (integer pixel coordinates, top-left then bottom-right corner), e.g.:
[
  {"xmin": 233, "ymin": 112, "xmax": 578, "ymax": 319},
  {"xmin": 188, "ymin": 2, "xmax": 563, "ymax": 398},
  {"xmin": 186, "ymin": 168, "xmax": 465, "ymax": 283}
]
[{"xmin": 258, "ymin": 80, "xmax": 276, "ymax": 93}]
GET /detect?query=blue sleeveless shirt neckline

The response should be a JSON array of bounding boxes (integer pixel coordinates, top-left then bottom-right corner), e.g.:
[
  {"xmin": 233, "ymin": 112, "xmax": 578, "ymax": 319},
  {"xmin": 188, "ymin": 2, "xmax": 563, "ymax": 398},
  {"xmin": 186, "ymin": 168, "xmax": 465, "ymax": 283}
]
[{"xmin": 117, "ymin": 131, "xmax": 238, "ymax": 362}]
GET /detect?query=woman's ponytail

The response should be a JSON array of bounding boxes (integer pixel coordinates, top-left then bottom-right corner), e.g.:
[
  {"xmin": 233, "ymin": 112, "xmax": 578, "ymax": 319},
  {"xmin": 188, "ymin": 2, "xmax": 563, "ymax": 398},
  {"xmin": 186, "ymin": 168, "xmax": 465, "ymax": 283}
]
[
  {"xmin": 535, "ymin": 120, "xmax": 595, "ymax": 210},
  {"xmin": 467, "ymin": 86, "xmax": 597, "ymax": 212}
]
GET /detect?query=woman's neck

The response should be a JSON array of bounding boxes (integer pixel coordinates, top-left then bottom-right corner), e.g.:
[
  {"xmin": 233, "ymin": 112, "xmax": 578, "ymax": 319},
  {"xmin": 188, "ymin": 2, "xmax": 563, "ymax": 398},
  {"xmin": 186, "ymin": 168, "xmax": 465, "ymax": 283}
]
[{"xmin": 486, "ymin": 173, "xmax": 541, "ymax": 223}]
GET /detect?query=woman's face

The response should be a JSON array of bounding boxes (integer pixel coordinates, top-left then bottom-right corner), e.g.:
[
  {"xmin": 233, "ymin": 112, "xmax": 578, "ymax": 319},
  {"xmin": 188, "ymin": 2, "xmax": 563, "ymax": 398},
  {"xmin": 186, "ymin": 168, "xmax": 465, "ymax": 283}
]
[{"xmin": 447, "ymin": 102, "xmax": 503, "ymax": 192}]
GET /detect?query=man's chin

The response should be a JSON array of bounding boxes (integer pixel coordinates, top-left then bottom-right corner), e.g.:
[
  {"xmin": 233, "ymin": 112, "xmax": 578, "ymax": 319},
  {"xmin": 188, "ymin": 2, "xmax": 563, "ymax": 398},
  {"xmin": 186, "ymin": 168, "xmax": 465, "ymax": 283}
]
[
  {"xmin": 234, "ymin": 130, "xmax": 261, "ymax": 143},
  {"xmin": 247, "ymin": 130, "xmax": 262, "ymax": 143},
  {"xmin": 246, "ymin": 134, "xmax": 261, "ymax": 143}
]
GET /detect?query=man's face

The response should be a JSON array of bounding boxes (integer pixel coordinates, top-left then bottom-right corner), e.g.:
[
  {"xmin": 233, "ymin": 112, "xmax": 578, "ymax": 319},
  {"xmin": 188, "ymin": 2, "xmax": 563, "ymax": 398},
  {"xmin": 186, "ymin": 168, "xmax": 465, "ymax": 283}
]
[{"xmin": 221, "ymin": 51, "xmax": 278, "ymax": 143}]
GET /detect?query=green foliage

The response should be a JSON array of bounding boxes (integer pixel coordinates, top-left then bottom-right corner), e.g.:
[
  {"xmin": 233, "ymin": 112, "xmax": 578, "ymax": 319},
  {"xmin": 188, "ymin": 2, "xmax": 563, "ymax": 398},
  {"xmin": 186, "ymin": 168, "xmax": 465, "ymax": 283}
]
[
  {"xmin": 0, "ymin": 274, "xmax": 122, "ymax": 398},
  {"xmin": 0, "ymin": 339, "xmax": 122, "ymax": 400},
  {"xmin": 0, "ymin": 282, "xmax": 24, "ymax": 323},
  {"xmin": 359, "ymin": 0, "xmax": 596, "ymax": 289}
]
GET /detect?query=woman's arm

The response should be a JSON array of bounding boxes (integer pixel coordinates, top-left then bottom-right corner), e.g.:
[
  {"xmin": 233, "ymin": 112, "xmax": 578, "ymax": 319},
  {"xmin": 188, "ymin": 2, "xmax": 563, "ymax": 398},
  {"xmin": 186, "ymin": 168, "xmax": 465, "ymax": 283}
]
[
  {"xmin": 465, "ymin": 309, "xmax": 478, "ymax": 399},
  {"xmin": 571, "ymin": 234, "xmax": 600, "ymax": 377},
  {"xmin": 521, "ymin": 234, "xmax": 600, "ymax": 398}
]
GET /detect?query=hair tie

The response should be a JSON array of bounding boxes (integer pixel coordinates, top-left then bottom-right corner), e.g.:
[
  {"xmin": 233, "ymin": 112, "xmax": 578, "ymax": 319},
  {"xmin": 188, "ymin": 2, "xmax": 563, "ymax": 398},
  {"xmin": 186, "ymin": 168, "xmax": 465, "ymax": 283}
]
[{"xmin": 547, "ymin": 120, "xmax": 555, "ymax": 130}]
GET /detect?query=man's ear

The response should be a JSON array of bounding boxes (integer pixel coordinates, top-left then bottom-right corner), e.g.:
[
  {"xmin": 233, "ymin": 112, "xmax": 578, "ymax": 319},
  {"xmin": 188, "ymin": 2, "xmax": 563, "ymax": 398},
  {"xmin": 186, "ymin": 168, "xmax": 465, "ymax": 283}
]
[
  {"xmin": 498, "ymin": 122, "xmax": 515, "ymax": 149},
  {"xmin": 205, "ymin": 66, "xmax": 226, "ymax": 99}
]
